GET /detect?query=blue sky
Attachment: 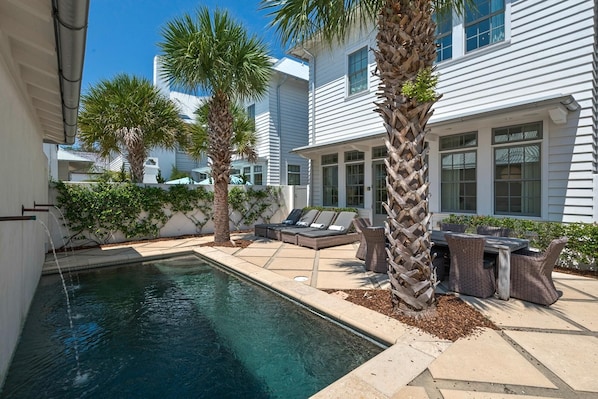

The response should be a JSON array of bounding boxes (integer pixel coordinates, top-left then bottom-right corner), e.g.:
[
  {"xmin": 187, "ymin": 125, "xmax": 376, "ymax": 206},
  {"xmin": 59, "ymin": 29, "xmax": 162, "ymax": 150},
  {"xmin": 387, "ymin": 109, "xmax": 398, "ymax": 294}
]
[{"xmin": 82, "ymin": 0, "xmax": 286, "ymax": 92}]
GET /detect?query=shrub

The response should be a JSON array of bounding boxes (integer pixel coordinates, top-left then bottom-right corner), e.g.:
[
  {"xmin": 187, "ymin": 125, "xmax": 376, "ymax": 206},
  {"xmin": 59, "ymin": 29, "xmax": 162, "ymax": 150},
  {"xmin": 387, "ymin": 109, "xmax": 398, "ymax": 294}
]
[{"xmin": 440, "ymin": 214, "xmax": 597, "ymax": 271}]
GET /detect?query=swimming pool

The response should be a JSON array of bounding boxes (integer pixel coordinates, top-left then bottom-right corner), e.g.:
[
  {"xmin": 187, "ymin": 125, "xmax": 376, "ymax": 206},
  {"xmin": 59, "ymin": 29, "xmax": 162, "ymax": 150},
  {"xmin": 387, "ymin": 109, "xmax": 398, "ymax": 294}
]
[{"xmin": 1, "ymin": 256, "xmax": 384, "ymax": 398}]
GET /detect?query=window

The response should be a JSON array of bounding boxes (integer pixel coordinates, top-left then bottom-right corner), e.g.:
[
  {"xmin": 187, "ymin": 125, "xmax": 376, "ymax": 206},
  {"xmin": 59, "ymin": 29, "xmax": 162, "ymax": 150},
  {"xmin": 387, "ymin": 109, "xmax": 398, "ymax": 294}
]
[
  {"xmin": 493, "ymin": 122, "xmax": 542, "ymax": 216},
  {"xmin": 322, "ymin": 154, "xmax": 338, "ymax": 207},
  {"xmin": 246, "ymin": 104, "xmax": 255, "ymax": 120},
  {"xmin": 465, "ymin": 0, "xmax": 505, "ymax": 52},
  {"xmin": 345, "ymin": 151, "xmax": 364, "ymax": 208},
  {"xmin": 434, "ymin": 10, "xmax": 453, "ymax": 62},
  {"xmin": 344, "ymin": 150, "xmax": 364, "ymax": 162},
  {"xmin": 253, "ymin": 165, "xmax": 263, "ymax": 185},
  {"xmin": 372, "ymin": 146, "xmax": 387, "ymax": 159},
  {"xmin": 440, "ymin": 133, "xmax": 478, "ymax": 213},
  {"xmin": 348, "ymin": 47, "xmax": 368, "ymax": 95},
  {"xmin": 288, "ymin": 165, "xmax": 301, "ymax": 185}
]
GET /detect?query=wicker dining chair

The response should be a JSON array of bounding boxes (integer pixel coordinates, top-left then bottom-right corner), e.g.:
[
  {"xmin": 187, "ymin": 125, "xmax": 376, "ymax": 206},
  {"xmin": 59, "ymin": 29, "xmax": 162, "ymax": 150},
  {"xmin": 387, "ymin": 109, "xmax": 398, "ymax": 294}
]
[
  {"xmin": 446, "ymin": 234, "xmax": 496, "ymax": 298},
  {"xmin": 510, "ymin": 237, "xmax": 568, "ymax": 306},
  {"xmin": 361, "ymin": 227, "xmax": 387, "ymax": 273},
  {"xmin": 477, "ymin": 225, "xmax": 511, "ymax": 237},
  {"xmin": 441, "ymin": 223, "xmax": 467, "ymax": 233},
  {"xmin": 353, "ymin": 217, "xmax": 371, "ymax": 261}
]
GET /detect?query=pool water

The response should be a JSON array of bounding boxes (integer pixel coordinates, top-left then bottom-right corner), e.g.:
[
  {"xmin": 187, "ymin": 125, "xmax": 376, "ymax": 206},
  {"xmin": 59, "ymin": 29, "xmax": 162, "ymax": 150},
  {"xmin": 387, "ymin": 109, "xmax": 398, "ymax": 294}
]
[{"xmin": 1, "ymin": 256, "xmax": 384, "ymax": 398}]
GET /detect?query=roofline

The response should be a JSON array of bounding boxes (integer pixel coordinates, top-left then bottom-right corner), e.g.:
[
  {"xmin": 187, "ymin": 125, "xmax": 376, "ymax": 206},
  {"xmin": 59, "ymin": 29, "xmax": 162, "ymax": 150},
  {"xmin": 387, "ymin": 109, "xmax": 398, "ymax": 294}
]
[{"xmin": 292, "ymin": 94, "xmax": 579, "ymax": 155}]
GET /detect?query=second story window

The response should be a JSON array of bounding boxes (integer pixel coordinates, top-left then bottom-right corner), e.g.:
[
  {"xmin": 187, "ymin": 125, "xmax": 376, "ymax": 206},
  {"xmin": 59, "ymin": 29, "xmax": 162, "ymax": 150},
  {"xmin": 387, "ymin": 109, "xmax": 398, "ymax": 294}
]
[
  {"xmin": 348, "ymin": 47, "xmax": 368, "ymax": 95},
  {"xmin": 434, "ymin": 10, "xmax": 453, "ymax": 63},
  {"xmin": 465, "ymin": 0, "xmax": 505, "ymax": 52},
  {"xmin": 247, "ymin": 104, "xmax": 255, "ymax": 120}
]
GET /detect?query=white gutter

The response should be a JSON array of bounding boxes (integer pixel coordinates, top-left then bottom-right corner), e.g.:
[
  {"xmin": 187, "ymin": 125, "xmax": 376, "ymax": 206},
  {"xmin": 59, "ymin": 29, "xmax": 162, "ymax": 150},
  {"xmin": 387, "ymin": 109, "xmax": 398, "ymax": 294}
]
[{"xmin": 52, "ymin": 0, "xmax": 90, "ymax": 145}]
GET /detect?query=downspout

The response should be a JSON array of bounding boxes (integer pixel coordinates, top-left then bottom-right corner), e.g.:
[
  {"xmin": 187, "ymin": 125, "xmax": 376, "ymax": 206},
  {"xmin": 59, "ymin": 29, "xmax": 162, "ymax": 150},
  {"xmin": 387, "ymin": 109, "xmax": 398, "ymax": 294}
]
[
  {"xmin": 302, "ymin": 47, "xmax": 316, "ymax": 207},
  {"xmin": 52, "ymin": 0, "xmax": 90, "ymax": 145},
  {"xmin": 276, "ymin": 74, "xmax": 288, "ymax": 185}
]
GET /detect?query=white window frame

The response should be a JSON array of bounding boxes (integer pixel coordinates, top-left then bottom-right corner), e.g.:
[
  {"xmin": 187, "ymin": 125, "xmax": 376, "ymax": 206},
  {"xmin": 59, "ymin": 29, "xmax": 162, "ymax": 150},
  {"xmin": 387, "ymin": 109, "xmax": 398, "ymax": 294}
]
[{"xmin": 346, "ymin": 45, "xmax": 369, "ymax": 97}]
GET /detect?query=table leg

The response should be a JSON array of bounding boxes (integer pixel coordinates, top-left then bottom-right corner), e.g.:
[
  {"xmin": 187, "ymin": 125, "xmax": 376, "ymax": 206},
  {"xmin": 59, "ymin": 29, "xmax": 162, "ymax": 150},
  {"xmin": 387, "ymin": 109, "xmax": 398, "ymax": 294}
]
[{"xmin": 496, "ymin": 246, "xmax": 510, "ymax": 300}]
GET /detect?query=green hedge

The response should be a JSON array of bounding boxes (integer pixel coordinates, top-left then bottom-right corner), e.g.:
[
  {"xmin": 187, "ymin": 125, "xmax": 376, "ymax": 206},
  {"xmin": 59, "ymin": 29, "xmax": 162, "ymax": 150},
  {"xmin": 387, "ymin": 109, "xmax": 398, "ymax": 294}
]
[
  {"xmin": 441, "ymin": 214, "xmax": 597, "ymax": 271},
  {"xmin": 54, "ymin": 182, "xmax": 282, "ymax": 245}
]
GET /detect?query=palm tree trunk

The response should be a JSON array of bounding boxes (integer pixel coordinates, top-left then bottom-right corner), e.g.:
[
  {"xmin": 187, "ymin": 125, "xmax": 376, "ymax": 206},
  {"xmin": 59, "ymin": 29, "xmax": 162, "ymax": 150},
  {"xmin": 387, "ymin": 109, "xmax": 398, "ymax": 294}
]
[
  {"xmin": 122, "ymin": 127, "xmax": 146, "ymax": 183},
  {"xmin": 374, "ymin": 0, "xmax": 438, "ymax": 314},
  {"xmin": 208, "ymin": 93, "xmax": 234, "ymax": 243}
]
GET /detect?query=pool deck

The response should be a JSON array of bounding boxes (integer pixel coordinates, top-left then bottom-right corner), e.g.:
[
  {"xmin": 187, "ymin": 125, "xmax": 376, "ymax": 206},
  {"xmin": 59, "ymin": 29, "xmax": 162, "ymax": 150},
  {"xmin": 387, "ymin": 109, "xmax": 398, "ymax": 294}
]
[{"xmin": 43, "ymin": 233, "xmax": 598, "ymax": 399}]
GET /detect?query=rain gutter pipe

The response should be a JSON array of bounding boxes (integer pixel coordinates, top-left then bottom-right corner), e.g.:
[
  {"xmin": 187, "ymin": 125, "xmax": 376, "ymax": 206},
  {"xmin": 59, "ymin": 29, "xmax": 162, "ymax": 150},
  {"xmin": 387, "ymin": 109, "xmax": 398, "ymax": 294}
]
[{"xmin": 52, "ymin": 0, "xmax": 90, "ymax": 145}]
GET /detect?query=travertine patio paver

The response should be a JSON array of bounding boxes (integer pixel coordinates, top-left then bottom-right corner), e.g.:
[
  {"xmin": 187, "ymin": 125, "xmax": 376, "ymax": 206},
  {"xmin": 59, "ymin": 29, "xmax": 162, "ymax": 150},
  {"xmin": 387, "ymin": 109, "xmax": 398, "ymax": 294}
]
[
  {"xmin": 505, "ymin": 331, "xmax": 598, "ymax": 392},
  {"xmin": 428, "ymin": 329, "xmax": 557, "ymax": 388}
]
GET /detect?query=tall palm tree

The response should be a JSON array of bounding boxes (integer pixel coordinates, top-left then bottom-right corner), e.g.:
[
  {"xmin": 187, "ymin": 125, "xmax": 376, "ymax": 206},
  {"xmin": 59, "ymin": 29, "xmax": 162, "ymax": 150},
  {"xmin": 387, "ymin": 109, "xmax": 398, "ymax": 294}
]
[
  {"xmin": 186, "ymin": 102, "xmax": 258, "ymax": 164},
  {"xmin": 158, "ymin": 7, "xmax": 271, "ymax": 243},
  {"xmin": 78, "ymin": 74, "xmax": 185, "ymax": 183},
  {"xmin": 263, "ymin": 0, "xmax": 469, "ymax": 314}
]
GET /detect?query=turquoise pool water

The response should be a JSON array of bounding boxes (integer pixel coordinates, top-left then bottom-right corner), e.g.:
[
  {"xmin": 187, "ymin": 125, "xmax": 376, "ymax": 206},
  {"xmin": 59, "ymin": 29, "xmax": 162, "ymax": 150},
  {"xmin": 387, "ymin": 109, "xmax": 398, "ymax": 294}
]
[{"xmin": 1, "ymin": 256, "xmax": 384, "ymax": 398}]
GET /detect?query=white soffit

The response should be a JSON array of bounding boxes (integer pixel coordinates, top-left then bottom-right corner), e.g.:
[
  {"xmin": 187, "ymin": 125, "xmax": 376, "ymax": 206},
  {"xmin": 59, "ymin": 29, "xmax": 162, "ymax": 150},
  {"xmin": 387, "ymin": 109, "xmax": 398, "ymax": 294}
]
[{"xmin": 0, "ymin": 0, "xmax": 89, "ymax": 144}]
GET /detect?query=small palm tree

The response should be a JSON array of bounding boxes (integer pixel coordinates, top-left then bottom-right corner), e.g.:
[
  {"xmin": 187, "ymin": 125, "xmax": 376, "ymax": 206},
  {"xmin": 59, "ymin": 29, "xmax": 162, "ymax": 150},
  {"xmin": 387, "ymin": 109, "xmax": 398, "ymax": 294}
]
[
  {"xmin": 186, "ymin": 102, "xmax": 258, "ymax": 164},
  {"xmin": 158, "ymin": 7, "xmax": 271, "ymax": 243},
  {"xmin": 78, "ymin": 74, "xmax": 185, "ymax": 183},
  {"xmin": 263, "ymin": 0, "xmax": 470, "ymax": 314}
]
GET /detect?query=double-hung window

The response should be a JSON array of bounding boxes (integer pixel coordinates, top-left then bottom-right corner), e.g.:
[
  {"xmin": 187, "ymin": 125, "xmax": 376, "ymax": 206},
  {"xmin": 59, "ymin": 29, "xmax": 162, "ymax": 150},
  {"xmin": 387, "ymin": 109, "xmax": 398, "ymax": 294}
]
[
  {"xmin": 253, "ymin": 165, "xmax": 263, "ymax": 185},
  {"xmin": 493, "ymin": 122, "xmax": 542, "ymax": 216},
  {"xmin": 435, "ymin": 11, "xmax": 453, "ymax": 62},
  {"xmin": 322, "ymin": 154, "xmax": 339, "ymax": 207},
  {"xmin": 288, "ymin": 165, "xmax": 300, "ymax": 185},
  {"xmin": 465, "ymin": 0, "xmax": 505, "ymax": 52},
  {"xmin": 440, "ymin": 132, "xmax": 478, "ymax": 213},
  {"xmin": 347, "ymin": 47, "xmax": 368, "ymax": 95},
  {"xmin": 345, "ymin": 150, "xmax": 365, "ymax": 208}
]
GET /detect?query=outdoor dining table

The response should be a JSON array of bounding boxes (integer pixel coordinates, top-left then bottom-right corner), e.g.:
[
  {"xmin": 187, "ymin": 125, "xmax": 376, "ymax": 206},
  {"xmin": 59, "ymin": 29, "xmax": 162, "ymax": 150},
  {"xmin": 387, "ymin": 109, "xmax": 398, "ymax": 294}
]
[{"xmin": 430, "ymin": 230, "xmax": 530, "ymax": 300}]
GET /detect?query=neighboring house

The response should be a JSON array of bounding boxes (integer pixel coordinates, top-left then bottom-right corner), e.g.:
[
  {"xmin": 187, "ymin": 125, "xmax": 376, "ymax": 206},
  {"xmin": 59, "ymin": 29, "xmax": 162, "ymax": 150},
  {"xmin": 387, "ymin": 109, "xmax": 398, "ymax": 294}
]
[
  {"xmin": 290, "ymin": 0, "xmax": 597, "ymax": 226},
  {"xmin": 0, "ymin": 0, "xmax": 88, "ymax": 385},
  {"xmin": 44, "ymin": 146, "xmax": 107, "ymax": 182},
  {"xmin": 151, "ymin": 56, "xmax": 309, "ymax": 185}
]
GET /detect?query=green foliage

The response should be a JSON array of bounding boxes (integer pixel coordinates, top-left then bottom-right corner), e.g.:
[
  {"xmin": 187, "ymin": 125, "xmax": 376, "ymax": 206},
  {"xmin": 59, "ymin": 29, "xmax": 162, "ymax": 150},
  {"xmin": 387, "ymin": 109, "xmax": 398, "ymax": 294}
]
[
  {"xmin": 228, "ymin": 186, "xmax": 283, "ymax": 230},
  {"xmin": 304, "ymin": 206, "xmax": 359, "ymax": 214},
  {"xmin": 78, "ymin": 74, "xmax": 185, "ymax": 182},
  {"xmin": 54, "ymin": 182, "xmax": 282, "ymax": 245},
  {"xmin": 401, "ymin": 68, "xmax": 439, "ymax": 103},
  {"xmin": 167, "ymin": 184, "xmax": 214, "ymax": 233},
  {"xmin": 156, "ymin": 170, "xmax": 166, "ymax": 184},
  {"xmin": 441, "ymin": 214, "xmax": 597, "ymax": 270},
  {"xmin": 55, "ymin": 181, "xmax": 168, "ymax": 244}
]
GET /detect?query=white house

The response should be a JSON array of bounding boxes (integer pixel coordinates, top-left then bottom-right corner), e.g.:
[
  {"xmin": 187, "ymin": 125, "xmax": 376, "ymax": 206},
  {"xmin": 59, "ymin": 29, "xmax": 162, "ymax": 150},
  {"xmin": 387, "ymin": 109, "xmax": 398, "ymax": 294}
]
[
  {"xmin": 290, "ymin": 0, "xmax": 597, "ymax": 226},
  {"xmin": 151, "ymin": 56, "xmax": 309, "ymax": 185},
  {"xmin": 0, "ymin": 0, "xmax": 89, "ymax": 385}
]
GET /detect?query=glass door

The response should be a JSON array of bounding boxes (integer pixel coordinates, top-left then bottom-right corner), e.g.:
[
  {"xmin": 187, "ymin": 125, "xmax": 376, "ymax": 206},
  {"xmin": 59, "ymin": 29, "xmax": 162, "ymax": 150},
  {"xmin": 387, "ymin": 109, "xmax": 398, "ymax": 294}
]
[{"xmin": 372, "ymin": 161, "xmax": 387, "ymax": 226}]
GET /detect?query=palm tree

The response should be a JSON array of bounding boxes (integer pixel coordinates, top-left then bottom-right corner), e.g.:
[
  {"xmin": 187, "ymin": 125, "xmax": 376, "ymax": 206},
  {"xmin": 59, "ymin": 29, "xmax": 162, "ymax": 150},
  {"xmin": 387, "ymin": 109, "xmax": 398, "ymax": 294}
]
[
  {"xmin": 78, "ymin": 74, "xmax": 185, "ymax": 183},
  {"xmin": 158, "ymin": 7, "xmax": 271, "ymax": 243},
  {"xmin": 186, "ymin": 102, "xmax": 258, "ymax": 165},
  {"xmin": 263, "ymin": 0, "xmax": 470, "ymax": 314}
]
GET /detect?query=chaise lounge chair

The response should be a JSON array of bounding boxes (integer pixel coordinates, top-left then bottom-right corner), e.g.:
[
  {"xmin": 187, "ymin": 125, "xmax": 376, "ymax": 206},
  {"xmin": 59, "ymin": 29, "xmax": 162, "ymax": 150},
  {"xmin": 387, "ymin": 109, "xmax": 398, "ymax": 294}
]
[
  {"xmin": 279, "ymin": 210, "xmax": 337, "ymax": 244},
  {"xmin": 266, "ymin": 209, "xmax": 320, "ymax": 240},
  {"xmin": 254, "ymin": 208, "xmax": 303, "ymax": 238},
  {"xmin": 295, "ymin": 211, "xmax": 358, "ymax": 250}
]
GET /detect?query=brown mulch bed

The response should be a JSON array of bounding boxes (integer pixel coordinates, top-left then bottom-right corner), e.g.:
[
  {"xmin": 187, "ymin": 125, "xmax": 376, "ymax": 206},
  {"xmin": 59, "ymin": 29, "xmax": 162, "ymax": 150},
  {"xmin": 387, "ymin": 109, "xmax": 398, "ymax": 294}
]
[
  {"xmin": 198, "ymin": 239, "xmax": 253, "ymax": 249},
  {"xmin": 326, "ymin": 289, "xmax": 498, "ymax": 342}
]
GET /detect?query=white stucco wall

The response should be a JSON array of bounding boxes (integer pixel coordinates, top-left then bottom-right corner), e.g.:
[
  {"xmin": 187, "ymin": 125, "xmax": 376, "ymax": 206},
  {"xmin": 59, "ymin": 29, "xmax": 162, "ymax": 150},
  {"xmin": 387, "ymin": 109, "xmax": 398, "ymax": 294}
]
[{"xmin": 0, "ymin": 53, "xmax": 50, "ymax": 384}]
